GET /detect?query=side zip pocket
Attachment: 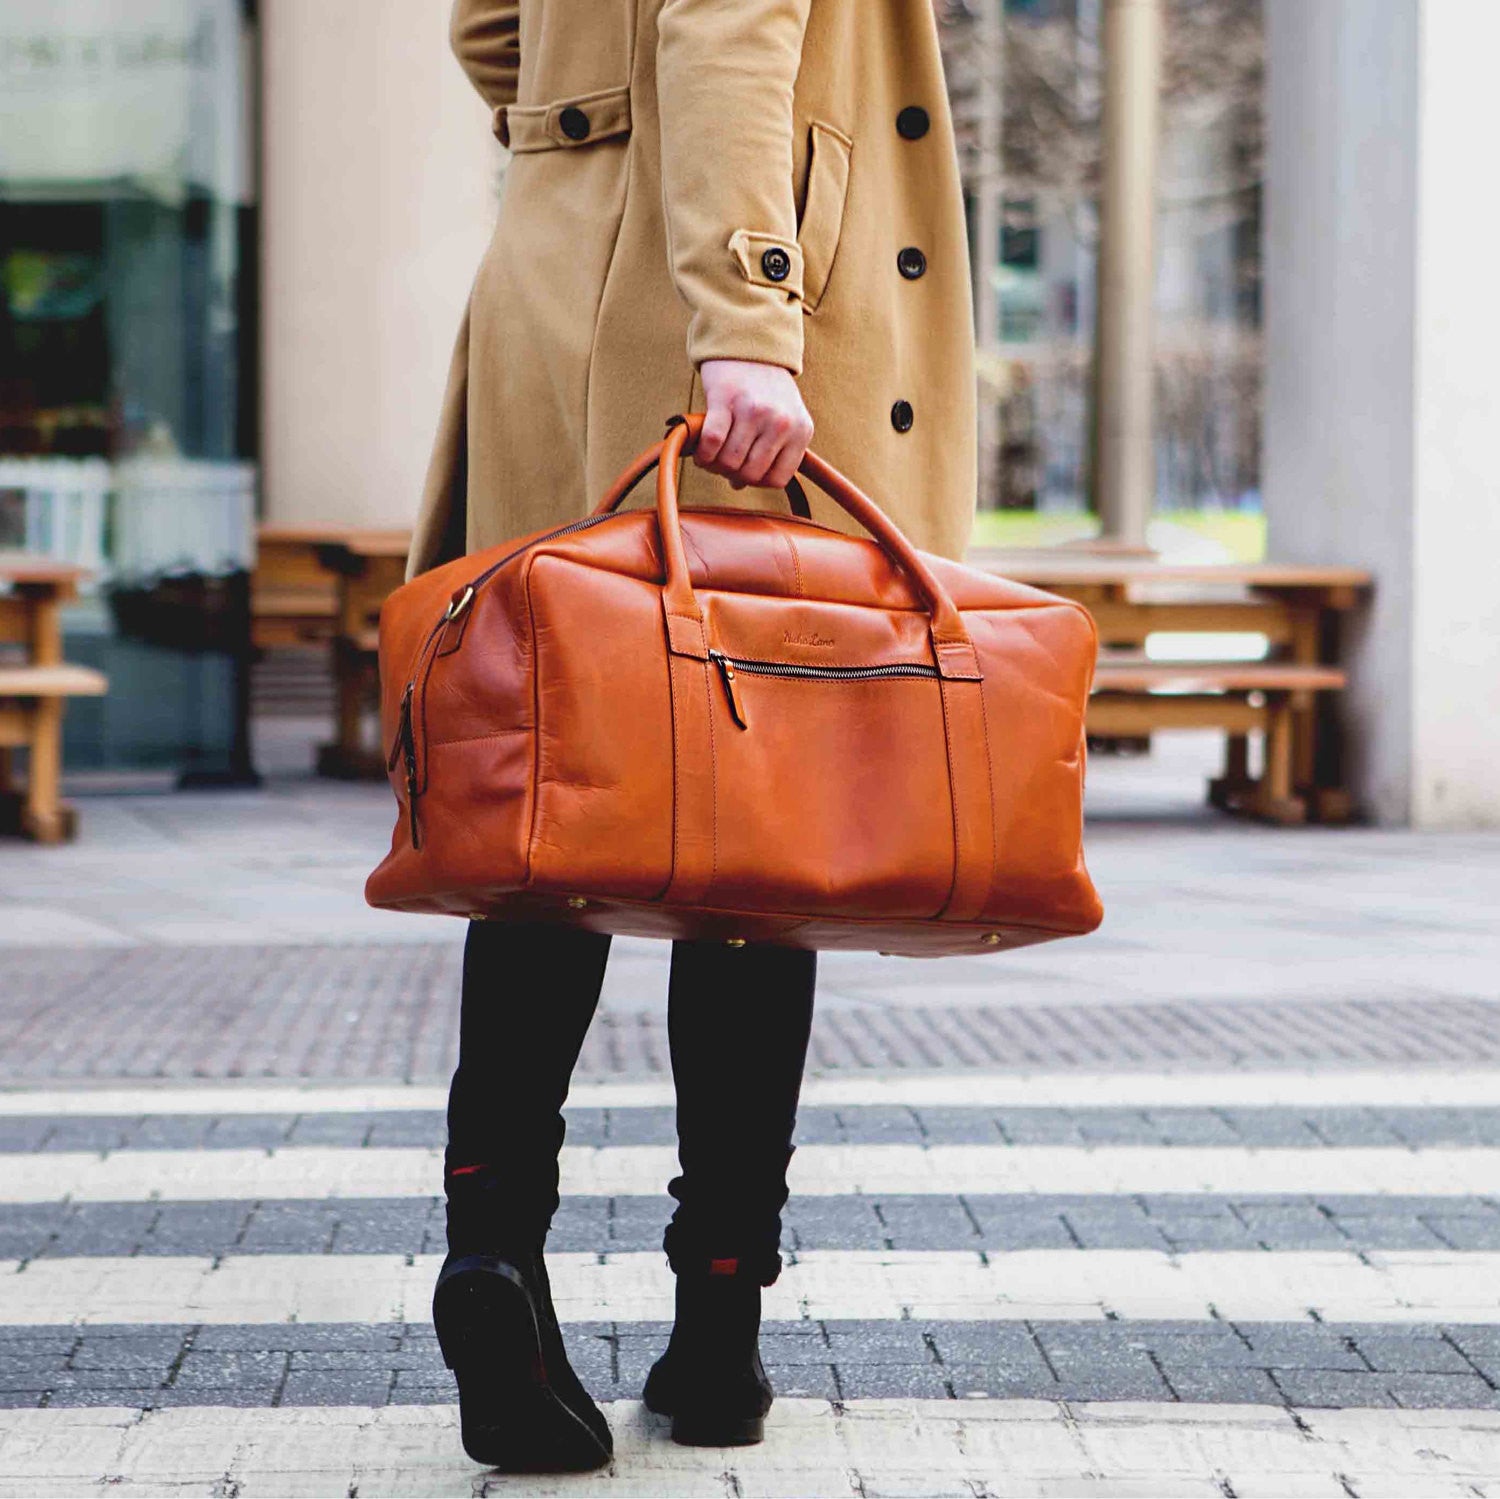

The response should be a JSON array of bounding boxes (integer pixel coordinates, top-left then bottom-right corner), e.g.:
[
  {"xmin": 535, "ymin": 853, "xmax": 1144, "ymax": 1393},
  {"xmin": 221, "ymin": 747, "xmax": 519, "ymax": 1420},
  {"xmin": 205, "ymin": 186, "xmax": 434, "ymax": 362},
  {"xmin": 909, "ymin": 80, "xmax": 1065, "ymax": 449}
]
[{"xmin": 388, "ymin": 682, "xmax": 421, "ymax": 849}]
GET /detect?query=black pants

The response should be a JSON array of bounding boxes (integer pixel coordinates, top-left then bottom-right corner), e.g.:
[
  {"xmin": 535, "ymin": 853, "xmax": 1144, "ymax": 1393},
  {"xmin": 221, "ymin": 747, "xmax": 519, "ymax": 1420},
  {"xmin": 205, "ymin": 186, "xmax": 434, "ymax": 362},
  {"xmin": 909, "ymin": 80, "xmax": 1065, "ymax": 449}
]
[{"xmin": 445, "ymin": 921, "xmax": 816, "ymax": 1286}]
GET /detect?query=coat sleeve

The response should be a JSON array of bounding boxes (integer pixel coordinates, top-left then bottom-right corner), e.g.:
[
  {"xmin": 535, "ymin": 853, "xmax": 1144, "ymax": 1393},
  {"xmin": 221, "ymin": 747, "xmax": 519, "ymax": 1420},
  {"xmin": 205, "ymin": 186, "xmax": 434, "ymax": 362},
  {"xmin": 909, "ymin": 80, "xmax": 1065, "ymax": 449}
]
[
  {"xmin": 450, "ymin": 0, "xmax": 520, "ymax": 110},
  {"xmin": 656, "ymin": 0, "xmax": 813, "ymax": 375}
]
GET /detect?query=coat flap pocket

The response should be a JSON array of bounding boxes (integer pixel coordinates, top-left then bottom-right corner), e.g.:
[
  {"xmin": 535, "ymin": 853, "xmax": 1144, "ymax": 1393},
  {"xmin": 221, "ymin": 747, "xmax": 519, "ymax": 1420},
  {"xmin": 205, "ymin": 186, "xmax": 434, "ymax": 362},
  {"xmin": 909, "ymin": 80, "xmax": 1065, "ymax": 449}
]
[
  {"xmin": 497, "ymin": 85, "xmax": 632, "ymax": 153},
  {"xmin": 798, "ymin": 121, "xmax": 853, "ymax": 313}
]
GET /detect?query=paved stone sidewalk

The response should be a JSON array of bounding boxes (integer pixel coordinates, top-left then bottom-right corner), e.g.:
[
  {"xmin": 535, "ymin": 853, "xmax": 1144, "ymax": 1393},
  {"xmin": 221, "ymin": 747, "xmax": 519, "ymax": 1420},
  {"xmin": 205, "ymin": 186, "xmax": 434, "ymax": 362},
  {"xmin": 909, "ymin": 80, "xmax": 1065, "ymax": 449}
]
[
  {"xmin": 8, "ymin": 1316, "xmax": 1500, "ymax": 1413},
  {"xmin": 7, "ymin": 940, "xmax": 1500, "ymax": 1079}
]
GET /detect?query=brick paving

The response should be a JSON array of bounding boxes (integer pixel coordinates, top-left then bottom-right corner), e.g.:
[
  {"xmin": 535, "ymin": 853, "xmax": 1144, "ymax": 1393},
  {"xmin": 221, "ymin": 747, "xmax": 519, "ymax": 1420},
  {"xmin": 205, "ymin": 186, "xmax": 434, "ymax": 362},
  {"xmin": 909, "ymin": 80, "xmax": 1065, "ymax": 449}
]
[
  {"xmin": 7, "ymin": 941, "xmax": 1500, "ymax": 1079},
  {"xmin": 8, "ymin": 1191, "xmax": 1500, "ymax": 1262},
  {"xmin": 8, "ymin": 1318, "xmax": 1500, "ymax": 1413}
]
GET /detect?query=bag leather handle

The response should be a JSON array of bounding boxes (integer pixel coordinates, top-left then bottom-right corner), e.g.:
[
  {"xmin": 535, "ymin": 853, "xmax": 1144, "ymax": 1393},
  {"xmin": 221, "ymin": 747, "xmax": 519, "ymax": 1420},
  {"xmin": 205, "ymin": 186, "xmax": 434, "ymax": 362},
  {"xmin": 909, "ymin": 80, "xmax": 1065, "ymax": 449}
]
[
  {"xmin": 621, "ymin": 413, "xmax": 979, "ymax": 677},
  {"xmin": 592, "ymin": 423, "xmax": 812, "ymax": 520}
]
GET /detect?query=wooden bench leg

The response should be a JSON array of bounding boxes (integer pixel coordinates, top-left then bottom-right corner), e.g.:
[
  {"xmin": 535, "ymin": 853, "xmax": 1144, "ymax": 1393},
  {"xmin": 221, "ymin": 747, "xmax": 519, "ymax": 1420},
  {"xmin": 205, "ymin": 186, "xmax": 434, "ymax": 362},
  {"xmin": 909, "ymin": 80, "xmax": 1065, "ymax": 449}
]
[
  {"xmin": 1248, "ymin": 697, "xmax": 1307, "ymax": 825},
  {"xmin": 317, "ymin": 643, "xmax": 385, "ymax": 779},
  {"xmin": 1208, "ymin": 734, "xmax": 1253, "ymax": 812},
  {"xmin": 20, "ymin": 698, "xmax": 77, "ymax": 843}
]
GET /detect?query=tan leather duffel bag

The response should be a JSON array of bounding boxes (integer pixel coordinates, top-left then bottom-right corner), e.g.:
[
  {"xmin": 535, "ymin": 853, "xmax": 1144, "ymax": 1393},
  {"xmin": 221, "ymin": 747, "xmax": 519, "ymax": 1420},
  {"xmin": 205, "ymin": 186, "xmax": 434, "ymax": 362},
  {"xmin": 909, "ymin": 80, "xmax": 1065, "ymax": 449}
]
[{"xmin": 366, "ymin": 415, "xmax": 1102, "ymax": 955}]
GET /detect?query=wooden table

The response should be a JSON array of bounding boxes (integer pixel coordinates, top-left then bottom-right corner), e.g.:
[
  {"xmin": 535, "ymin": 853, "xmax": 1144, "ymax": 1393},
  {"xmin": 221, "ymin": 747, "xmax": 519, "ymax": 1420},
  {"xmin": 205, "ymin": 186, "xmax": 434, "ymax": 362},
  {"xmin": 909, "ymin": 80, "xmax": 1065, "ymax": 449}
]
[
  {"xmin": 253, "ymin": 525, "xmax": 410, "ymax": 650},
  {"xmin": 968, "ymin": 553, "xmax": 1374, "ymax": 822},
  {"xmin": 308, "ymin": 531, "xmax": 410, "ymax": 778},
  {"xmin": 0, "ymin": 555, "xmax": 108, "ymax": 841}
]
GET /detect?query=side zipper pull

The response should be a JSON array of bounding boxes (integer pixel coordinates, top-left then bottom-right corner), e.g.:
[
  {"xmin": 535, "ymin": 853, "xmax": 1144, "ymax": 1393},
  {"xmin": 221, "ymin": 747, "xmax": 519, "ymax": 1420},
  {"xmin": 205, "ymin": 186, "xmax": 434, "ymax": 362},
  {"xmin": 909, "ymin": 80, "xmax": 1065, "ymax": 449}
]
[
  {"xmin": 388, "ymin": 683, "xmax": 414, "ymax": 773},
  {"xmin": 710, "ymin": 651, "xmax": 749, "ymax": 730},
  {"xmin": 394, "ymin": 682, "xmax": 422, "ymax": 849}
]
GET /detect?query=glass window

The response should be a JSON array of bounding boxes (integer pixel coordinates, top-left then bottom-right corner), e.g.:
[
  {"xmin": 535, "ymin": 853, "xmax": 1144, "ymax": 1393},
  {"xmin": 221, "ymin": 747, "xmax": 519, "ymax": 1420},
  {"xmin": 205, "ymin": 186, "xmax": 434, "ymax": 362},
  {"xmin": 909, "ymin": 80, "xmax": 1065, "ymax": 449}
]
[{"xmin": 0, "ymin": 0, "xmax": 258, "ymax": 775}]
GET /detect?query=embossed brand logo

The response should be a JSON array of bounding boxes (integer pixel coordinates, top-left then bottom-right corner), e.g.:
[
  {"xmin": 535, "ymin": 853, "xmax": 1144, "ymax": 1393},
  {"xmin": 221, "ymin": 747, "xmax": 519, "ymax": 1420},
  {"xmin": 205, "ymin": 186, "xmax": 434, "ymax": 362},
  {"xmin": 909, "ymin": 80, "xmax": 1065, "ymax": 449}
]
[{"xmin": 783, "ymin": 630, "xmax": 836, "ymax": 648}]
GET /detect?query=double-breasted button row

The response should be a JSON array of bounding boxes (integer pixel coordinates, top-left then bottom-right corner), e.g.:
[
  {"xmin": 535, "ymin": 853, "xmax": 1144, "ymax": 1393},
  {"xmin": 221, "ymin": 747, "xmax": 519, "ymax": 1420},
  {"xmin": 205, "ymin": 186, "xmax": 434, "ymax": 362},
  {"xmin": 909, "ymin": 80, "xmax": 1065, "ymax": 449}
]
[
  {"xmin": 896, "ymin": 105, "xmax": 930, "ymax": 140},
  {"xmin": 891, "ymin": 106, "xmax": 930, "ymax": 433},
  {"xmin": 559, "ymin": 105, "xmax": 591, "ymax": 141}
]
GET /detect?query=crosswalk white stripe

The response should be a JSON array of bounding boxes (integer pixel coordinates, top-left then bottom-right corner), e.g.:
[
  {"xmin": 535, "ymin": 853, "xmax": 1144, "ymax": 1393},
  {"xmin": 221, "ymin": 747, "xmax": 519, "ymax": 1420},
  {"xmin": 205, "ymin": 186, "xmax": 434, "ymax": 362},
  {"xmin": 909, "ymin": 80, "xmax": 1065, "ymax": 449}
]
[
  {"xmin": 5, "ymin": 1248, "xmax": 1500, "ymax": 1327},
  {"xmin": 4, "ymin": 1068, "xmax": 1499, "ymax": 1116},
  {"xmin": 0, "ymin": 1141, "xmax": 1495, "ymax": 1203},
  {"xmin": 2, "ymin": 1400, "xmax": 1498, "ymax": 1499}
]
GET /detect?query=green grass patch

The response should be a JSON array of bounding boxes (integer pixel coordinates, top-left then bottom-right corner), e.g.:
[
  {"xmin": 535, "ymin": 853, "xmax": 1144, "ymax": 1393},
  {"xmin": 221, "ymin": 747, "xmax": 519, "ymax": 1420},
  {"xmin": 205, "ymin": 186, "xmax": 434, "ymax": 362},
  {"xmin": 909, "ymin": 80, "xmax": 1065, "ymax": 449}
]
[{"xmin": 969, "ymin": 508, "xmax": 1266, "ymax": 562}]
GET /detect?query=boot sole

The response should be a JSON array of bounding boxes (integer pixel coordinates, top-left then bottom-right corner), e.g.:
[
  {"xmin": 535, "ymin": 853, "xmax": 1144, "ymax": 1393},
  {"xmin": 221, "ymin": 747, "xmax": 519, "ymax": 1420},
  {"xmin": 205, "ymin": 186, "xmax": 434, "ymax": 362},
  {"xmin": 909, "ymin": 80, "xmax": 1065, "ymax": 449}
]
[
  {"xmin": 669, "ymin": 1412, "xmax": 766, "ymax": 1447},
  {"xmin": 433, "ymin": 1262, "xmax": 611, "ymax": 1472}
]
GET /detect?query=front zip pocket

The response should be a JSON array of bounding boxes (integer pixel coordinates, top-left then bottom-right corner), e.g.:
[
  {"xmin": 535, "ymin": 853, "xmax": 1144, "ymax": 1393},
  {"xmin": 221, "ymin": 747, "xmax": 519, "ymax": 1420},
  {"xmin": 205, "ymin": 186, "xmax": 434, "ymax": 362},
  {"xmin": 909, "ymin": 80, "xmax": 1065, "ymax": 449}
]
[{"xmin": 707, "ymin": 649, "xmax": 940, "ymax": 732}]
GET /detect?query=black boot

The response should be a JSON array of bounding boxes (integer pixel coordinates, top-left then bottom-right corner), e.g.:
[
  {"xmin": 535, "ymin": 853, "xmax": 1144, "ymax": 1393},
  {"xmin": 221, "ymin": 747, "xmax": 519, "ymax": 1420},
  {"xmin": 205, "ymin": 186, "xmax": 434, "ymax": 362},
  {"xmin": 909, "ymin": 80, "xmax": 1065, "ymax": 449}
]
[
  {"xmin": 436, "ymin": 921, "xmax": 614, "ymax": 1470},
  {"xmin": 642, "ymin": 1271, "xmax": 774, "ymax": 1446},
  {"xmin": 433, "ymin": 1246, "xmax": 613, "ymax": 1472}
]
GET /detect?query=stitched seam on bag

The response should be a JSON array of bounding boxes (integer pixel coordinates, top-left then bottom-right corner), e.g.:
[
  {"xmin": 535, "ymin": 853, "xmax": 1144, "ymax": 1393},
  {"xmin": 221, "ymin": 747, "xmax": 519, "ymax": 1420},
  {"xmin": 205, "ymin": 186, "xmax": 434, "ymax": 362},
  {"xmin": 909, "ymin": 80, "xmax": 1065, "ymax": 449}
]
[
  {"xmin": 427, "ymin": 728, "xmax": 530, "ymax": 750},
  {"xmin": 975, "ymin": 678, "xmax": 999, "ymax": 915},
  {"xmin": 705, "ymin": 656, "xmax": 719, "ymax": 889},
  {"xmin": 784, "ymin": 531, "xmax": 806, "ymax": 598},
  {"xmin": 659, "ymin": 655, "xmax": 684, "ymax": 902},
  {"xmin": 523, "ymin": 554, "xmax": 544, "ymax": 889},
  {"xmin": 936, "ymin": 680, "xmax": 962, "ymax": 919}
]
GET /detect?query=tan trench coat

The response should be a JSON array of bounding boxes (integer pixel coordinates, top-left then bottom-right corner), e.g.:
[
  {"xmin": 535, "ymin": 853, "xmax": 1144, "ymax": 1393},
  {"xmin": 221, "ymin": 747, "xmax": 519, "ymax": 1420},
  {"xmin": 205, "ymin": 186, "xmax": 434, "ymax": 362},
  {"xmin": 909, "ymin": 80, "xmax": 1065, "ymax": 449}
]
[{"xmin": 408, "ymin": 0, "xmax": 977, "ymax": 580}]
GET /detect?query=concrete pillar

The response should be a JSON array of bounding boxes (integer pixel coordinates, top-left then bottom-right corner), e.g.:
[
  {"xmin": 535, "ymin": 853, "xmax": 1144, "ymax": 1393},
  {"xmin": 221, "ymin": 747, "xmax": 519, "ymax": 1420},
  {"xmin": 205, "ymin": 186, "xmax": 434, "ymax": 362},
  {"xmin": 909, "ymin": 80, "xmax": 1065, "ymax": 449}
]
[
  {"xmin": 972, "ymin": 0, "xmax": 1004, "ymax": 511},
  {"xmin": 1263, "ymin": 0, "xmax": 1500, "ymax": 828},
  {"xmin": 1093, "ymin": 0, "xmax": 1162, "ymax": 546},
  {"xmin": 259, "ymin": 0, "xmax": 500, "ymax": 529}
]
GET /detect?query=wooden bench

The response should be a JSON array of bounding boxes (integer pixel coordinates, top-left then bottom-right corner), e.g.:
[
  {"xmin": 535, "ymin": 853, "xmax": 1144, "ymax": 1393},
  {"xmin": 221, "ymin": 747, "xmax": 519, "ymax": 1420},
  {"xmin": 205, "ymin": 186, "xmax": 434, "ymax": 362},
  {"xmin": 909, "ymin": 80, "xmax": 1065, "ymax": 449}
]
[
  {"xmin": 1, "ymin": 557, "xmax": 109, "ymax": 841},
  {"xmin": 0, "ymin": 664, "xmax": 109, "ymax": 842},
  {"xmin": 251, "ymin": 527, "xmax": 410, "ymax": 774},
  {"xmin": 252, "ymin": 526, "xmax": 345, "ymax": 650},
  {"xmin": 967, "ymin": 553, "xmax": 1373, "ymax": 823},
  {"xmin": 1089, "ymin": 660, "xmax": 1348, "ymax": 824},
  {"xmin": 309, "ymin": 535, "xmax": 409, "ymax": 778}
]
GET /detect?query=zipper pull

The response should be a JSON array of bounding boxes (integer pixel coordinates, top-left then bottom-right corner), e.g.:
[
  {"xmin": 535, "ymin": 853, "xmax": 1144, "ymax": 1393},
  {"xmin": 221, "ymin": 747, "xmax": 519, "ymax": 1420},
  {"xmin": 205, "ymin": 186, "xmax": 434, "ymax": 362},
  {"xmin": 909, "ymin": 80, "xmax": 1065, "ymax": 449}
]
[
  {"xmin": 710, "ymin": 651, "xmax": 749, "ymax": 730},
  {"xmin": 388, "ymin": 683, "xmax": 414, "ymax": 773},
  {"xmin": 392, "ymin": 682, "xmax": 421, "ymax": 849}
]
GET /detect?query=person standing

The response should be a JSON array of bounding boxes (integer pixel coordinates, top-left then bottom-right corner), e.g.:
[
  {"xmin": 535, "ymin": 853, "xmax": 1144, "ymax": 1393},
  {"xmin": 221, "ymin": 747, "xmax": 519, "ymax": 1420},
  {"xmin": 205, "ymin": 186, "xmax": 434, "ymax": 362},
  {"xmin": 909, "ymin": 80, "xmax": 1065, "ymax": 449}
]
[{"xmin": 416, "ymin": 0, "xmax": 977, "ymax": 1473}]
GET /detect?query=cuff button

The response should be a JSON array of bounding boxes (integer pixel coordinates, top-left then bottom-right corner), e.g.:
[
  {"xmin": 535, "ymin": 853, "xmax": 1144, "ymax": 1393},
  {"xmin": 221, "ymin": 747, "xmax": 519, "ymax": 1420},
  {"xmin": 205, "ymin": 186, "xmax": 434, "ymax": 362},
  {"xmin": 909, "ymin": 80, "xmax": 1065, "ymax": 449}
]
[
  {"xmin": 760, "ymin": 246, "xmax": 792, "ymax": 283},
  {"xmin": 558, "ymin": 106, "xmax": 591, "ymax": 141}
]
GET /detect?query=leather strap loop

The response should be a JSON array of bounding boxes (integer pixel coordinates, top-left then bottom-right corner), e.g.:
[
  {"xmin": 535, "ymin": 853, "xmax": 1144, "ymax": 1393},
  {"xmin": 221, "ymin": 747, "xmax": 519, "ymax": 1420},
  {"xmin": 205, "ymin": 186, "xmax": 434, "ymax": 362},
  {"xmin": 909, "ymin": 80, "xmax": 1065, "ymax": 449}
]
[{"xmin": 936, "ymin": 678, "xmax": 997, "ymax": 921}]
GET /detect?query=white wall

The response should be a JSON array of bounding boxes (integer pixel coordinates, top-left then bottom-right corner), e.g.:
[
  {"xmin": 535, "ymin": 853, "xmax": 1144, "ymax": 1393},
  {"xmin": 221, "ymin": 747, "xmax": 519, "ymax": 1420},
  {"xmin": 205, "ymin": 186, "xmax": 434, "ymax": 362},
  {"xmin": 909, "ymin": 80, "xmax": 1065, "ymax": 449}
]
[
  {"xmin": 1263, "ymin": 0, "xmax": 1500, "ymax": 828},
  {"xmin": 1409, "ymin": 4, "xmax": 1500, "ymax": 828},
  {"xmin": 260, "ymin": 0, "xmax": 500, "ymax": 529}
]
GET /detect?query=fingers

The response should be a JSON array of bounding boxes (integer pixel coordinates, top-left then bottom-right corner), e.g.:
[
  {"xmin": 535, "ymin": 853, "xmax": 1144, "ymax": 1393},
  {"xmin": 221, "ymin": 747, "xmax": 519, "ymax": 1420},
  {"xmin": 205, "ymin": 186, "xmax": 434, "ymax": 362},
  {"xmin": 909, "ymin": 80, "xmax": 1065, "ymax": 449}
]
[
  {"xmin": 764, "ymin": 415, "xmax": 813, "ymax": 490},
  {"xmin": 697, "ymin": 408, "xmax": 812, "ymax": 486},
  {"xmin": 710, "ymin": 403, "xmax": 761, "ymax": 480},
  {"xmin": 694, "ymin": 359, "xmax": 813, "ymax": 489},
  {"xmin": 696, "ymin": 405, "xmax": 732, "ymax": 467}
]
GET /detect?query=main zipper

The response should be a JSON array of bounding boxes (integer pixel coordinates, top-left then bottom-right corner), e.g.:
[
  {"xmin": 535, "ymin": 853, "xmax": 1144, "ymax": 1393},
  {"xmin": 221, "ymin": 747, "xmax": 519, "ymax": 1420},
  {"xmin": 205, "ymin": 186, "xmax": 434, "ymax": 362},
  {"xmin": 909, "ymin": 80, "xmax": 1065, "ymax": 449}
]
[{"xmin": 707, "ymin": 649, "xmax": 939, "ymax": 730}]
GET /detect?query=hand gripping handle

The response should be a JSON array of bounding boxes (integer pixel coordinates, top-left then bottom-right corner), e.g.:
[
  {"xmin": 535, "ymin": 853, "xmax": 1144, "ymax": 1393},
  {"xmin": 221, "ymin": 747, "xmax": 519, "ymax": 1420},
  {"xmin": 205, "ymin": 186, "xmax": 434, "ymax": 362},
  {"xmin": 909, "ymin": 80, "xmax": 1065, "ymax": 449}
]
[{"xmin": 598, "ymin": 414, "xmax": 980, "ymax": 677}]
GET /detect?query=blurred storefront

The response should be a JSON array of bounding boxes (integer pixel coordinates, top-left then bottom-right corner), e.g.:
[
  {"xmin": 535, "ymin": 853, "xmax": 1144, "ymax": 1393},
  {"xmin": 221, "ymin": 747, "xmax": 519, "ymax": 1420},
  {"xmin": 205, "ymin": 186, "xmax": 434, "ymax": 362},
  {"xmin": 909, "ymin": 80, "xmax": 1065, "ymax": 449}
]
[{"xmin": 0, "ymin": 0, "xmax": 257, "ymax": 777}]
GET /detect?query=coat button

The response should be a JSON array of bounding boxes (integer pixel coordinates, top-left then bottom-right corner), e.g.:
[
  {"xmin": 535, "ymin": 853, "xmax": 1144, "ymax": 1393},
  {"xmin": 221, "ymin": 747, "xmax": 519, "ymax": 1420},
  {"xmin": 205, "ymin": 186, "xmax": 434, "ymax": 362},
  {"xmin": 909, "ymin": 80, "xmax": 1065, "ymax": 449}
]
[
  {"xmin": 760, "ymin": 246, "xmax": 792, "ymax": 283},
  {"xmin": 897, "ymin": 246, "xmax": 927, "ymax": 280},
  {"xmin": 891, "ymin": 400, "xmax": 914, "ymax": 433},
  {"xmin": 558, "ymin": 106, "xmax": 591, "ymax": 141},
  {"xmin": 896, "ymin": 105, "xmax": 930, "ymax": 140}
]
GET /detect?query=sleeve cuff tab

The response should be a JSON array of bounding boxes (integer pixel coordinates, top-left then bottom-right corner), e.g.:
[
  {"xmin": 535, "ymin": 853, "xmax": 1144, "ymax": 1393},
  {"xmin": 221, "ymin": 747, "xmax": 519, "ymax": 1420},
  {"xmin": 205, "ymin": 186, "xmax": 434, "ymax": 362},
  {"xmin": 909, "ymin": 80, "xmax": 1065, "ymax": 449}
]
[{"xmin": 727, "ymin": 230, "xmax": 805, "ymax": 302}]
